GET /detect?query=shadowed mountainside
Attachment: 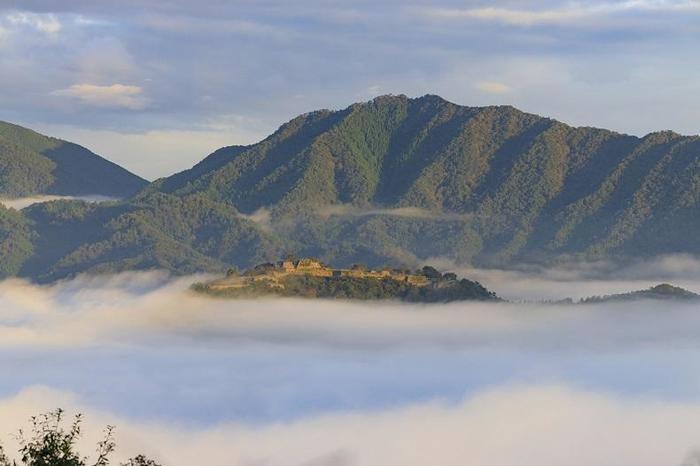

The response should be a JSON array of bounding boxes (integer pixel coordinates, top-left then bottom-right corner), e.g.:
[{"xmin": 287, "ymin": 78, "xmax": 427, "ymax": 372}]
[{"xmin": 0, "ymin": 121, "xmax": 147, "ymax": 198}]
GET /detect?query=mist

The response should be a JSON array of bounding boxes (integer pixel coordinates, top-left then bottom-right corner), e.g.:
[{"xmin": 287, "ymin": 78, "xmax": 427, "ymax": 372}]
[
  {"xmin": 0, "ymin": 194, "xmax": 119, "ymax": 210},
  {"xmin": 3, "ymin": 269, "xmax": 700, "ymax": 351},
  {"xmin": 431, "ymin": 254, "xmax": 700, "ymax": 301},
  {"xmin": 2, "ymin": 264, "xmax": 700, "ymax": 465},
  {"xmin": 2, "ymin": 385, "xmax": 700, "ymax": 466},
  {"xmin": 316, "ymin": 204, "xmax": 471, "ymax": 221}
]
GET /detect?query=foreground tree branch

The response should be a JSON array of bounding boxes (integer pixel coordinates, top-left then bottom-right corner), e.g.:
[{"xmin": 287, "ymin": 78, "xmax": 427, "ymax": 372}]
[{"xmin": 0, "ymin": 409, "xmax": 162, "ymax": 466}]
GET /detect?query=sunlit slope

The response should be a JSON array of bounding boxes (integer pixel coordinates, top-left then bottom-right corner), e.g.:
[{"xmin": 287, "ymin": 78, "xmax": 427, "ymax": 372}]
[
  {"xmin": 4, "ymin": 94, "xmax": 700, "ymax": 281},
  {"xmin": 152, "ymin": 94, "xmax": 700, "ymax": 264},
  {"xmin": 0, "ymin": 121, "xmax": 147, "ymax": 198}
]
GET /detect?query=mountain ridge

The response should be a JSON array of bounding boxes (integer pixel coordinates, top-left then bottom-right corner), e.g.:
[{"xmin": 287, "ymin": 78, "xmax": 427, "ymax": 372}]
[
  {"xmin": 0, "ymin": 120, "xmax": 147, "ymax": 199},
  {"xmin": 146, "ymin": 94, "xmax": 700, "ymax": 265},
  {"xmin": 2, "ymin": 94, "xmax": 700, "ymax": 282}
]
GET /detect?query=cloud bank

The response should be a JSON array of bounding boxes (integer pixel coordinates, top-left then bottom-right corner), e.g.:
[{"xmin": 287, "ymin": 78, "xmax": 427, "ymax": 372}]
[
  {"xmin": 1, "ymin": 384, "xmax": 699, "ymax": 466},
  {"xmin": 1, "ymin": 268, "xmax": 700, "ymax": 463},
  {"xmin": 0, "ymin": 194, "xmax": 119, "ymax": 210},
  {"xmin": 422, "ymin": 1, "xmax": 700, "ymax": 26},
  {"xmin": 52, "ymin": 83, "xmax": 148, "ymax": 109},
  {"xmin": 430, "ymin": 254, "xmax": 700, "ymax": 301},
  {"xmin": 317, "ymin": 204, "xmax": 471, "ymax": 221},
  {"xmin": 2, "ymin": 269, "xmax": 700, "ymax": 351}
]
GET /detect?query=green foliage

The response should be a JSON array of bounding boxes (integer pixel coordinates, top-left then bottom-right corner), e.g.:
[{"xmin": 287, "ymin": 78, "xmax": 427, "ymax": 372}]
[
  {"xmin": 4, "ymin": 96, "xmax": 700, "ymax": 281},
  {"xmin": 146, "ymin": 95, "xmax": 700, "ymax": 269},
  {"xmin": 0, "ymin": 205, "xmax": 34, "ymax": 278},
  {"xmin": 196, "ymin": 266, "xmax": 498, "ymax": 302},
  {"xmin": 0, "ymin": 121, "xmax": 146, "ymax": 198},
  {"xmin": 14, "ymin": 410, "xmax": 112, "ymax": 466},
  {"xmin": 0, "ymin": 410, "xmax": 162, "ymax": 466},
  {"xmin": 19, "ymin": 193, "xmax": 283, "ymax": 282},
  {"xmin": 119, "ymin": 456, "xmax": 162, "ymax": 466}
]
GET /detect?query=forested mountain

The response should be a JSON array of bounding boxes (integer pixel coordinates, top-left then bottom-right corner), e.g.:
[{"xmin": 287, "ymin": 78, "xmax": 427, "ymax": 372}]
[
  {"xmin": 0, "ymin": 121, "xmax": 147, "ymax": 198},
  {"xmin": 3, "ymin": 94, "xmax": 700, "ymax": 281},
  {"xmin": 149, "ymin": 94, "xmax": 700, "ymax": 266}
]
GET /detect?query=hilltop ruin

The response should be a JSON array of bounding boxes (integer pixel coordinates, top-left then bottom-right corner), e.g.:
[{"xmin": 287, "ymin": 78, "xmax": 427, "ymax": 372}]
[{"xmin": 206, "ymin": 258, "xmax": 430, "ymax": 291}]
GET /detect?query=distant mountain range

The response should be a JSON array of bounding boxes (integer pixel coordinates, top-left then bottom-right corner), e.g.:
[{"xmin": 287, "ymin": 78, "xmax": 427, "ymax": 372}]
[
  {"xmin": 580, "ymin": 284, "xmax": 700, "ymax": 304},
  {"xmin": 2, "ymin": 94, "xmax": 700, "ymax": 282}
]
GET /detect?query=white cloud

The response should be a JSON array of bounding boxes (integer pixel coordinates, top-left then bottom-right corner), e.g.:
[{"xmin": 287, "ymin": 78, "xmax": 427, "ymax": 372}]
[
  {"xmin": 5, "ymin": 12, "xmax": 62, "ymax": 34},
  {"xmin": 359, "ymin": 85, "xmax": 384, "ymax": 100},
  {"xmin": 51, "ymin": 83, "xmax": 148, "ymax": 110},
  {"xmin": 1, "ymin": 384, "xmax": 700, "ymax": 466},
  {"xmin": 0, "ymin": 271, "xmax": 700, "ymax": 465},
  {"xmin": 317, "ymin": 204, "xmax": 471, "ymax": 221},
  {"xmin": 475, "ymin": 81, "xmax": 513, "ymax": 94},
  {"xmin": 433, "ymin": 254, "xmax": 700, "ymax": 301},
  {"xmin": 0, "ymin": 195, "xmax": 118, "ymax": 210},
  {"xmin": 2, "ymin": 270, "xmax": 700, "ymax": 350},
  {"xmin": 422, "ymin": 1, "xmax": 700, "ymax": 26},
  {"xmin": 239, "ymin": 207, "xmax": 273, "ymax": 231}
]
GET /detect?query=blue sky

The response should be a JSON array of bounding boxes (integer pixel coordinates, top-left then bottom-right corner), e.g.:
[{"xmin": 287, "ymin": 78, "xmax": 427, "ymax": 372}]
[{"xmin": 1, "ymin": 0, "xmax": 699, "ymax": 178}]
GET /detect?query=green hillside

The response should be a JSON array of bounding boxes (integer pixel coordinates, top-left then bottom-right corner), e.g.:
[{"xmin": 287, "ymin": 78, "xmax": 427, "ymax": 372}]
[
  {"xmin": 0, "ymin": 121, "xmax": 147, "ymax": 198},
  {"xmin": 150, "ymin": 94, "xmax": 700, "ymax": 267},
  {"xmin": 3, "ymin": 94, "xmax": 700, "ymax": 281},
  {"xmin": 18, "ymin": 192, "xmax": 282, "ymax": 282}
]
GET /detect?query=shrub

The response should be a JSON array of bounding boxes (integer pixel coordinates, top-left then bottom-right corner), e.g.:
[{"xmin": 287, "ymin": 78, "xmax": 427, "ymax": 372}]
[{"xmin": 0, "ymin": 409, "xmax": 162, "ymax": 466}]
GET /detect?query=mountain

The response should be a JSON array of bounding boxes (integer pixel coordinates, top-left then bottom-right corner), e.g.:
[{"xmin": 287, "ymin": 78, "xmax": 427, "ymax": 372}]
[
  {"xmin": 4, "ymin": 94, "xmax": 700, "ymax": 281},
  {"xmin": 0, "ymin": 121, "xmax": 147, "ymax": 198},
  {"xmin": 580, "ymin": 284, "xmax": 700, "ymax": 304},
  {"xmin": 150, "ymin": 94, "xmax": 700, "ymax": 266},
  {"xmin": 17, "ymin": 192, "xmax": 282, "ymax": 282}
]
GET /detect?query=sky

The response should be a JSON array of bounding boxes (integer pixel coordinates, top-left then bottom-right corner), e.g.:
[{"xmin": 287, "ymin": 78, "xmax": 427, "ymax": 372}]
[{"xmin": 0, "ymin": 0, "xmax": 699, "ymax": 179}]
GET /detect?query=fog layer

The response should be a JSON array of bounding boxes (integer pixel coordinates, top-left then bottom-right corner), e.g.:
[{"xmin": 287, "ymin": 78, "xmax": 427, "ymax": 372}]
[
  {"xmin": 1, "ymin": 385, "xmax": 699, "ymax": 466},
  {"xmin": 0, "ymin": 194, "xmax": 119, "ymax": 210},
  {"xmin": 1, "ymin": 264, "xmax": 700, "ymax": 464}
]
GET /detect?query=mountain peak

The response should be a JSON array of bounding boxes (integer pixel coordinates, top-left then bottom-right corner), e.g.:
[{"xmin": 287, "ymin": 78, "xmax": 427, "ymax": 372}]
[
  {"xmin": 0, "ymin": 121, "xmax": 147, "ymax": 198},
  {"xmin": 5, "ymin": 95, "xmax": 700, "ymax": 281}
]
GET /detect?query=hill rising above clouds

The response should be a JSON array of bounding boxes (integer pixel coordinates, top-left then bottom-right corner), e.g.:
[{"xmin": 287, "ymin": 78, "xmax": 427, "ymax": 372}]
[
  {"xmin": 3, "ymin": 94, "xmax": 700, "ymax": 281},
  {"xmin": 0, "ymin": 121, "xmax": 147, "ymax": 199},
  {"xmin": 580, "ymin": 284, "xmax": 700, "ymax": 304}
]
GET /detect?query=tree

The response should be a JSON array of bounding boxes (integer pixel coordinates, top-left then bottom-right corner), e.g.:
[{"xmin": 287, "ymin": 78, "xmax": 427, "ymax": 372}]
[
  {"xmin": 0, "ymin": 409, "xmax": 163, "ymax": 466},
  {"xmin": 420, "ymin": 266, "xmax": 442, "ymax": 280},
  {"xmin": 442, "ymin": 272, "xmax": 457, "ymax": 281},
  {"xmin": 120, "ymin": 456, "xmax": 162, "ymax": 466}
]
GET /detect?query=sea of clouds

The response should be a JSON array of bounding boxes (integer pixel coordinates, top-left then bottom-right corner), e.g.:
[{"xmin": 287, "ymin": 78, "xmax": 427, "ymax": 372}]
[{"xmin": 2, "ymin": 260, "xmax": 700, "ymax": 465}]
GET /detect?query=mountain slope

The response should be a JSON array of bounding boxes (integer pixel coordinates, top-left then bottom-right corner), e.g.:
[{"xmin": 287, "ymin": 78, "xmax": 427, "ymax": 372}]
[
  {"xmin": 4, "ymin": 94, "xmax": 700, "ymax": 282},
  {"xmin": 0, "ymin": 121, "xmax": 147, "ymax": 198},
  {"xmin": 151, "ymin": 94, "xmax": 700, "ymax": 266},
  {"xmin": 19, "ymin": 192, "xmax": 283, "ymax": 282}
]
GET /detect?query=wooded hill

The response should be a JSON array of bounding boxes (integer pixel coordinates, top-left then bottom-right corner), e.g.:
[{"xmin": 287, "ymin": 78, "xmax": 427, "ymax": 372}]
[
  {"xmin": 0, "ymin": 121, "xmax": 146, "ymax": 198},
  {"xmin": 2, "ymin": 94, "xmax": 700, "ymax": 282}
]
